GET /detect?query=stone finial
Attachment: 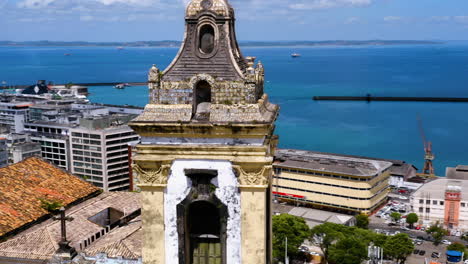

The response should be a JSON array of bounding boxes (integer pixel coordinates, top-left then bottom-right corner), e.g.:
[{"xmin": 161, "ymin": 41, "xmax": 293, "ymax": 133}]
[{"xmin": 148, "ymin": 64, "xmax": 160, "ymax": 82}]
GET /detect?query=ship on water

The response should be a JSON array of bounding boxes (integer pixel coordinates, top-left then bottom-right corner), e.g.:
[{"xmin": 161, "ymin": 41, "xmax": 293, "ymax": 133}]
[{"xmin": 291, "ymin": 53, "xmax": 301, "ymax": 58}]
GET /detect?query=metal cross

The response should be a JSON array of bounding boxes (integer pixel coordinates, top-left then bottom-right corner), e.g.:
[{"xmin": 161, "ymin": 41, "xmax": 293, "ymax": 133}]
[{"xmin": 53, "ymin": 207, "xmax": 74, "ymax": 244}]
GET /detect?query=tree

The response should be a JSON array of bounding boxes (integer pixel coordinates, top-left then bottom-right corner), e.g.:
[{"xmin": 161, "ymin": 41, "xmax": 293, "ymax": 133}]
[
  {"xmin": 384, "ymin": 233, "xmax": 414, "ymax": 264},
  {"xmin": 272, "ymin": 214, "xmax": 310, "ymax": 261},
  {"xmin": 426, "ymin": 221, "xmax": 449, "ymax": 245},
  {"xmin": 310, "ymin": 223, "xmax": 344, "ymax": 262},
  {"xmin": 447, "ymin": 243, "xmax": 467, "ymax": 260},
  {"xmin": 406, "ymin": 213, "xmax": 419, "ymax": 228},
  {"xmin": 356, "ymin": 214, "xmax": 369, "ymax": 229},
  {"xmin": 390, "ymin": 212, "xmax": 402, "ymax": 223},
  {"xmin": 328, "ymin": 237, "xmax": 368, "ymax": 264}
]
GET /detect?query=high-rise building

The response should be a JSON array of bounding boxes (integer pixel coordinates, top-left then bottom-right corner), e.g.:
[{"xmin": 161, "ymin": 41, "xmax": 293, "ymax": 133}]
[
  {"xmin": 129, "ymin": 0, "xmax": 279, "ymax": 263},
  {"xmin": 0, "ymin": 138, "xmax": 8, "ymax": 168},
  {"xmin": 24, "ymin": 123, "xmax": 71, "ymax": 170},
  {"xmin": 70, "ymin": 115, "xmax": 139, "ymax": 191},
  {"xmin": 0, "ymin": 102, "xmax": 32, "ymax": 133}
]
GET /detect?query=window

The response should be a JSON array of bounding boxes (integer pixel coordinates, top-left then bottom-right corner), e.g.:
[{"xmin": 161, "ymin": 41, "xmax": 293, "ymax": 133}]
[
  {"xmin": 426, "ymin": 200, "xmax": 430, "ymax": 204},
  {"xmin": 426, "ymin": 208, "xmax": 430, "ymax": 213},
  {"xmin": 199, "ymin": 24, "xmax": 215, "ymax": 54},
  {"xmin": 419, "ymin": 207, "xmax": 423, "ymax": 213},
  {"xmin": 433, "ymin": 200, "xmax": 437, "ymax": 205},
  {"xmin": 440, "ymin": 201, "xmax": 444, "ymax": 206},
  {"xmin": 462, "ymin": 203, "xmax": 466, "ymax": 207},
  {"xmin": 419, "ymin": 199, "xmax": 423, "ymax": 204}
]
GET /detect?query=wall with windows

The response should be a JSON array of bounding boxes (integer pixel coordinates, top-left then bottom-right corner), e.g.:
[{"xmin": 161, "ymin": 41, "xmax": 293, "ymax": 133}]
[
  {"xmin": 273, "ymin": 166, "xmax": 391, "ymax": 214},
  {"xmin": 70, "ymin": 127, "xmax": 139, "ymax": 191}
]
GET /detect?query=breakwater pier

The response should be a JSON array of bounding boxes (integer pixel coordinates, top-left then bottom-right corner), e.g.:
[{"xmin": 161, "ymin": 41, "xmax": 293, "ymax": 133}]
[{"xmin": 313, "ymin": 96, "xmax": 468, "ymax": 103}]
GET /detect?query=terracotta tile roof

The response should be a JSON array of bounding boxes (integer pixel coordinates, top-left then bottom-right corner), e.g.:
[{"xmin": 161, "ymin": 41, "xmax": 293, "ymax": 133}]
[
  {"xmin": 0, "ymin": 157, "xmax": 100, "ymax": 237},
  {"xmin": 0, "ymin": 192, "xmax": 140, "ymax": 261}
]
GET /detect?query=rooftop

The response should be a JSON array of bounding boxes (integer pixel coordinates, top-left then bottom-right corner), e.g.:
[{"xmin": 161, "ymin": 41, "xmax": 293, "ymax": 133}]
[
  {"xmin": 412, "ymin": 178, "xmax": 468, "ymax": 200},
  {"xmin": 0, "ymin": 157, "xmax": 100, "ymax": 237},
  {"xmin": 0, "ymin": 192, "xmax": 141, "ymax": 261},
  {"xmin": 446, "ymin": 165, "xmax": 468, "ymax": 180},
  {"xmin": 274, "ymin": 149, "xmax": 393, "ymax": 177}
]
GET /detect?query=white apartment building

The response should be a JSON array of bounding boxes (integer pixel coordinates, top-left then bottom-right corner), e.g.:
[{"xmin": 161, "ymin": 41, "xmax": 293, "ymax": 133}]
[
  {"xmin": 70, "ymin": 118, "xmax": 139, "ymax": 192},
  {"xmin": 0, "ymin": 102, "xmax": 31, "ymax": 133},
  {"xmin": 410, "ymin": 166, "xmax": 468, "ymax": 231},
  {"xmin": 24, "ymin": 122, "xmax": 71, "ymax": 170}
]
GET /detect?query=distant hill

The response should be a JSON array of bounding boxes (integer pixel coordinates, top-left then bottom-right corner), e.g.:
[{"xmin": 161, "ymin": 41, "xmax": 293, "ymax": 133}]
[{"xmin": 0, "ymin": 40, "xmax": 443, "ymax": 47}]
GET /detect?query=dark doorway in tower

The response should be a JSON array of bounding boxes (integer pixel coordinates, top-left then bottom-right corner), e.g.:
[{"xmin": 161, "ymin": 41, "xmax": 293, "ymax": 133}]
[
  {"xmin": 177, "ymin": 170, "xmax": 227, "ymax": 264},
  {"xmin": 193, "ymin": 81, "xmax": 212, "ymax": 121}
]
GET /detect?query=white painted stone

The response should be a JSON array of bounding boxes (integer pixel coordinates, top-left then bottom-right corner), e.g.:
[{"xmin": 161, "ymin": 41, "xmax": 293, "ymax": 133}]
[{"xmin": 165, "ymin": 160, "xmax": 241, "ymax": 264}]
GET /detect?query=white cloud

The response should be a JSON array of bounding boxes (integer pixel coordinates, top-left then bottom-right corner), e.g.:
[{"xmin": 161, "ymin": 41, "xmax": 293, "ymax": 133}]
[
  {"xmin": 17, "ymin": 0, "xmax": 57, "ymax": 8},
  {"xmin": 454, "ymin": 16, "xmax": 468, "ymax": 24},
  {"xmin": 80, "ymin": 15, "xmax": 94, "ymax": 21},
  {"xmin": 289, "ymin": 0, "xmax": 372, "ymax": 10},
  {"xmin": 345, "ymin": 17, "xmax": 360, "ymax": 24},
  {"xmin": 384, "ymin": 16, "xmax": 401, "ymax": 22}
]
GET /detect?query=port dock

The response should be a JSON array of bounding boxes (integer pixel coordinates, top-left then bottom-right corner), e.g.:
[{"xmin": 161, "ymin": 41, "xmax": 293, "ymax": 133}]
[{"xmin": 313, "ymin": 96, "xmax": 468, "ymax": 103}]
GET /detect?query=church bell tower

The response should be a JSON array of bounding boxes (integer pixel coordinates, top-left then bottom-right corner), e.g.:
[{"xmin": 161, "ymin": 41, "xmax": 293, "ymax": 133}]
[{"xmin": 129, "ymin": 0, "xmax": 279, "ymax": 263}]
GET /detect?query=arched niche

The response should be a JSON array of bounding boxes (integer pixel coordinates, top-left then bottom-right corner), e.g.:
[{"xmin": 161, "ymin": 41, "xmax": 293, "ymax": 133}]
[
  {"xmin": 199, "ymin": 24, "xmax": 215, "ymax": 54},
  {"xmin": 193, "ymin": 80, "xmax": 212, "ymax": 120}
]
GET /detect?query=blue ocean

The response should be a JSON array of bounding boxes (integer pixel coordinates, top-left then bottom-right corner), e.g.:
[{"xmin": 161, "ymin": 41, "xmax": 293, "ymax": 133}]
[{"xmin": 1, "ymin": 43, "xmax": 468, "ymax": 175}]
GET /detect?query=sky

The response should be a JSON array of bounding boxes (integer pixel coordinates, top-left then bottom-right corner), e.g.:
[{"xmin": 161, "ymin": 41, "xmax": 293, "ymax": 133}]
[{"xmin": 1, "ymin": 0, "xmax": 468, "ymax": 41}]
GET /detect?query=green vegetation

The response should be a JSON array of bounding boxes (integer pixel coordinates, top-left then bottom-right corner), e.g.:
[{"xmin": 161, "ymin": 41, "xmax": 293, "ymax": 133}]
[
  {"xmin": 390, "ymin": 212, "xmax": 402, "ymax": 223},
  {"xmin": 426, "ymin": 221, "xmax": 449, "ymax": 245},
  {"xmin": 355, "ymin": 214, "xmax": 369, "ymax": 229},
  {"xmin": 328, "ymin": 237, "xmax": 367, "ymax": 264},
  {"xmin": 406, "ymin": 213, "xmax": 419, "ymax": 228},
  {"xmin": 447, "ymin": 243, "xmax": 467, "ymax": 260},
  {"xmin": 384, "ymin": 233, "xmax": 414, "ymax": 264},
  {"xmin": 272, "ymin": 214, "xmax": 310, "ymax": 261},
  {"xmin": 309, "ymin": 222, "xmax": 414, "ymax": 264},
  {"xmin": 39, "ymin": 198, "xmax": 63, "ymax": 213}
]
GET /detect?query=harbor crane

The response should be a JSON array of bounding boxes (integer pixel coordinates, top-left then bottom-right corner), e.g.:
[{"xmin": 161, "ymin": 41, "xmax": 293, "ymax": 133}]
[{"xmin": 418, "ymin": 116, "xmax": 435, "ymax": 176}]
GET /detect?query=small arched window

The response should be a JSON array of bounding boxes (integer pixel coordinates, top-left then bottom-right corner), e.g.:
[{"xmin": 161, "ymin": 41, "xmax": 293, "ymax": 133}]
[{"xmin": 199, "ymin": 24, "xmax": 215, "ymax": 54}]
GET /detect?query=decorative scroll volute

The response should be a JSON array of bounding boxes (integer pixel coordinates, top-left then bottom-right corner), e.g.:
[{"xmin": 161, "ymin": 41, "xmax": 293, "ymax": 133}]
[
  {"xmin": 133, "ymin": 163, "xmax": 171, "ymax": 186},
  {"xmin": 232, "ymin": 165, "xmax": 272, "ymax": 186}
]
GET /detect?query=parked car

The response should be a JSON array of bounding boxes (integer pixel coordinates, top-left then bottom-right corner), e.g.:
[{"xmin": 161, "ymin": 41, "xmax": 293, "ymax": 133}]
[
  {"xmin": 419, "ymin": 250, "xmax": 426, "ymax": 256},
  {"xmin": 442, "ymin": 240, "xmax": 452, "ymax": 245},
  {"xmin": 413, "ymin": 249, "xmax": 420, "ymax": 254},
  {"xmin": 431, "ymin": 252, "xmax": 441, "ymax": 258}
]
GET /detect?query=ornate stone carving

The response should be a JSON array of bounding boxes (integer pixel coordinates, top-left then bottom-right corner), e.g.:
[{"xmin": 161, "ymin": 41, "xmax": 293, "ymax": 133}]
[
  {"xmin": 233, "ymin": 165, "xmax": 272, "ymax": 186},
  {"xmin": 189, "ymin": 74, "xmax": 217, "ymax": 89},
  {"xmin": 148, "ymin": 64, "xmax": 160, "ymax": 83},
  {"xmin": 133, "ymin": 163, "xmax": 170, "ymax": 185}
]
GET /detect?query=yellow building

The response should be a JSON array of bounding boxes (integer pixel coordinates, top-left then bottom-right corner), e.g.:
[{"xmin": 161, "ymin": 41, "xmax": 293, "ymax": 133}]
[
  {"xmin": 273, "ymin": 149, "xmax": 393, "ymax": 214},
  {"xmin": 129, "ymin": 0, "xmax": 279, "ymax": 263}
]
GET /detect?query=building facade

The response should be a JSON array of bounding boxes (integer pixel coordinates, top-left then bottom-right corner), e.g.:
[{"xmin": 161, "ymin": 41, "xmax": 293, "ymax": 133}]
[
  {"xmin": 24, "ymin": 122, "xmax": 71, "ymax": 170},
  {"xmin": 0, "ymin": 138, "xmax": 7, "ymax": 168},
  {"xmin": 129, "ymin": 0, "xmax": 279, "ymax": 263},
  {"xmin": 273, "ymin": 149, "xmax": 393, "ymax": 214},
  {"xmin": 411, "ymin": 166, "xmax": 468, "ymax": 231},
  {"xmin": 0, "ymin": 102, "xmax": 31, "ymax": 133},
  {"xmin": 70, "ymin": 117, "xmax": 139, "ymax": 192}
]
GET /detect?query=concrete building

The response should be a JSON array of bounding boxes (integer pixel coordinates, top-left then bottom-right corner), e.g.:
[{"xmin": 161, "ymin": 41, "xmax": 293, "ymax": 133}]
[
  {"xmin": 0, "ymin": 138, "xmax": 8, "ymax": 168},
  {"xmin": 411, "ymin": 166, "xmax": 468, "ymax": 231},
  {"xmin": 70, "ymin": 115, "xmax": 139, "ymax": 192},
  {"xmin": 273, "ymin": 149, "xmax": 393, "ymax": 214},
  {"xmin": 0, "ymin": 102, "xmax": 32, "ymax": 133},
  {"xmin": 10, "ymin": 142, "xmax": 42, "ymax": 164},
  {"xmin": 2, "ymin": 133, "xmax": 42, "ymax": 164}
]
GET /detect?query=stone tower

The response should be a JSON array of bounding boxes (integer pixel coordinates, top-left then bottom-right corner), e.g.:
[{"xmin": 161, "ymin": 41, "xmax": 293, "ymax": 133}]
[{"xmin": 129, "ymin": 0, "xmax": 279, "ymax": 263}]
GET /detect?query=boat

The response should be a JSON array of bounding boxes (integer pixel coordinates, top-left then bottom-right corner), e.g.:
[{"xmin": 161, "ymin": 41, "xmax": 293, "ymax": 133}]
[
  {"xmin": 117, "ymin": 47, "xmax": 125, "ymax": 50},
  {"xmin": 114, "ymin": 83, "xmax": 130, "ymax": 89},
  {"xmin": 291, "ymin": 53, "xmax": 301, "ymax": 58},
  {"xmin": 64, "ymin": 53, "xmax": 71, "ymax": 56}
]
